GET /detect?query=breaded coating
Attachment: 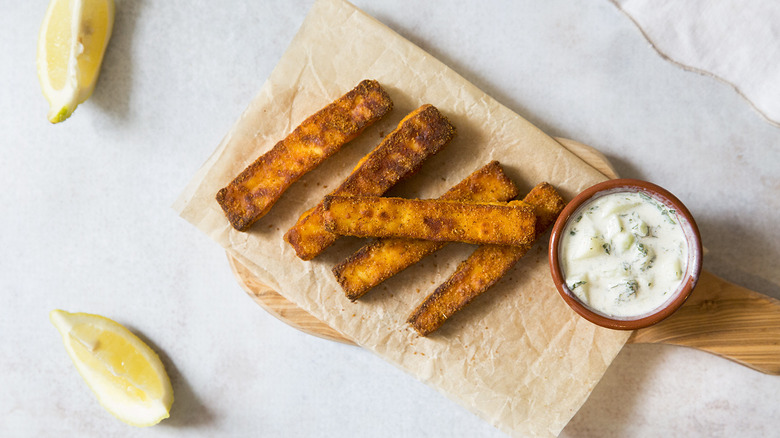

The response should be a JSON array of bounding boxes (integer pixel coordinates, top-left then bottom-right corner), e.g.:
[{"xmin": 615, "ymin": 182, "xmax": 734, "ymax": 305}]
[
  {"xmin": 333, "ymin": 161, "xmax": 519, "ymax": 301},
  {"xmin": 216, "ymin": 79, "xmax": 393, "ymax": 231},
  {"xmin": 407, "ymin": 182, "xmax": 566, "ymax": 336},
  {"xmin": 284, "ymin": 104, "xmax": 456, "ymax": 260},
  {"xmin": 322, "ymin": 196, "xmax": 536, "ymax": 246}
]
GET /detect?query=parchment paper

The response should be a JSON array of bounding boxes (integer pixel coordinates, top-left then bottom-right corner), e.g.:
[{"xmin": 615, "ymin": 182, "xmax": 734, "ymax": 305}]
[{"xmin": 174, "ymin": 0, "xmax": 631, "ymax": 436}]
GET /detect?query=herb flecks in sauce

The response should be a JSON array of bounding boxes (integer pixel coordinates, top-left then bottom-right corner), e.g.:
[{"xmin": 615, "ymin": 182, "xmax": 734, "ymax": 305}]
[{"xmin": 560, "ymin": 191, "xmax": 688, "ymax": 318}]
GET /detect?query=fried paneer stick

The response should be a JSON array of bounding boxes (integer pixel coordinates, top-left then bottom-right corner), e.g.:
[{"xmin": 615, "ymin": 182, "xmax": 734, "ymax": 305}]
[
  {"xmin": 332, "ymin": 161, "xmax": 519, "ymax": 301},
  {"xmin": 407, "ymin": 182, "xmax": 566, "ymax": 336},
  {"xmin": 216, "ymin": 79, "xmax": 393, "ymax": 231},
  {"xmin": 284, "ymin": 104, "xmax": 456, "ymax": 260},
  {"xmin": 322, "ymin": 196, "xmax": 536, "ymax": 246}
]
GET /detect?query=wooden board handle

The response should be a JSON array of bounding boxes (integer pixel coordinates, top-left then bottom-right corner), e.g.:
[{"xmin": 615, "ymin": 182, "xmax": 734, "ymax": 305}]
[{"xmin": 628, "ymin": 270, "xmax": 780, "ymax": 375}]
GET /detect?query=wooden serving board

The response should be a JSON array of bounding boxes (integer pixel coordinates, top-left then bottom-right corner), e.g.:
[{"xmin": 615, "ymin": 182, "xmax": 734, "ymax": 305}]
[{"xmin": 228, "ymin": 138, "xmax": 780, "ymax": 375}]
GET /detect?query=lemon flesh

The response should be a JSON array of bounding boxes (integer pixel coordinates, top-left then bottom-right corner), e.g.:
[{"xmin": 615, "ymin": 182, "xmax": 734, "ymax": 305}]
[
  {"xmin": 50, "ymin": 310, "xmax": 174, "ymax": 427},
  {"xmin": 37, "ymin": 0, "xmax": 115, "ymax": 123}
]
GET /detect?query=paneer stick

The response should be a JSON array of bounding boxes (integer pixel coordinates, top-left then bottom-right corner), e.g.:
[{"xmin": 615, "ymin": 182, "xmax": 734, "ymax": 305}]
[
  {"xmin": 407, "ymin": 182, "xmax": 566, "ymax": 336},
  {"xmin": 216, "ymin": 79, "xmax": 393, "ymax": 231},
  {"xmin": 284, "ymin": 104, "xmax": 456, "ymax": 260},
  {"xmin": 333, "ymin": 161, "xmax": 519, "ymax": 301},
  {"xmin": 322, "ymin": 196, "xmax": 536, "ymax": 246}
]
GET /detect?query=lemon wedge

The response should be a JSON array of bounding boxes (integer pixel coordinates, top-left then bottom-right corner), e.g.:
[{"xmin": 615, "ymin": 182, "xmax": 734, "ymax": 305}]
[
  {"xmin": 50, "ymin": 309, "xmax": 174, "ymax": 427},
  {"xmin": 37, "ymin": 0, "xmax": 115, "ymax": 123}
]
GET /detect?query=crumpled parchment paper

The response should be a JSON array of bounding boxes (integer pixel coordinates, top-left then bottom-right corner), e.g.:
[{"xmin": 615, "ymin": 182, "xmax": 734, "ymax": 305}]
[{"xmin": 174, "ymin": 0, "xmax": 631, "ymax": 436}]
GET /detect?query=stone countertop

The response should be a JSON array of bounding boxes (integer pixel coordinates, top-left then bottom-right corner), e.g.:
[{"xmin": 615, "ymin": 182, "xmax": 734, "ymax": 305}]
[{"xmin": 2, "ymin": 1, "xmax": 778, "ymax": 437}]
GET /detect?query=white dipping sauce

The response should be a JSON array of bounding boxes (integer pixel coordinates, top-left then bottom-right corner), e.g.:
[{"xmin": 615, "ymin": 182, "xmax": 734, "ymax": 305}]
[{"xmin": 560, "ymin": 191, "xmax": 688, "ymax": 318}]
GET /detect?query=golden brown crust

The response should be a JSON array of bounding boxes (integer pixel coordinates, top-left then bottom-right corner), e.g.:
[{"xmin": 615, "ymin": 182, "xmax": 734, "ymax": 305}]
[
  {"xmin": 332, "ymin": 161, "xmax": 519, "ymax": 301},
  {"xmin": 407, "ymin": 182, "xmax": 566, "ymax": 336},
  {"xmin": 284, "ymin": 104, "xmax": 456, "ymax": 260},
  {"xmin": 322, "ymin": 196, "xmax": 536, "ymax": 246},
  {"xmin": 215, "ymin": 79, "xmax": 393, "ymax": 231}
]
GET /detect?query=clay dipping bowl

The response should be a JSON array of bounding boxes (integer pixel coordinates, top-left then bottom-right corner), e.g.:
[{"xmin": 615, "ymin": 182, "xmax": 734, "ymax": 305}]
[{"xmin": 548, "ymin": 179, "xmax": 703, "ymax": 330}]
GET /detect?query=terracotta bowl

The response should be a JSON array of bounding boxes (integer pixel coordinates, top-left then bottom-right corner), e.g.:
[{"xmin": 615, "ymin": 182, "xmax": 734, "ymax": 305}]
[{"xmin": 548, "ymin": 179, "xmax": 703, "ymax": 330}]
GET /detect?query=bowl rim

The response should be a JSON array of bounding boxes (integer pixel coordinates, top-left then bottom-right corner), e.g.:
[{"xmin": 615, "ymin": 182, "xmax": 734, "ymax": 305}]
[{"xmin": 548, "ymin": 178, "xmax": 703, "ymax": 330}]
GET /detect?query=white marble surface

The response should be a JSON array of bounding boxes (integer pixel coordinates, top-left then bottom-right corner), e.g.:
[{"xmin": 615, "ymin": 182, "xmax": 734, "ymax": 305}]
[{"xmin": 2, "ymin": 1, "xmax": 779, "ymax": 437}]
